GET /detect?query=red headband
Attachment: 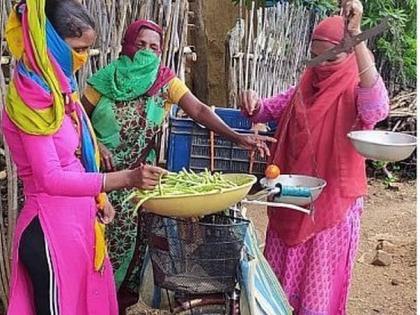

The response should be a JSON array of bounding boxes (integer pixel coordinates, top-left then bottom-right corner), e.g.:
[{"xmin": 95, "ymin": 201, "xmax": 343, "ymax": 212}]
[{"xmin": 121, "ymin": 19, "xmax": 163, "ymax": 58}]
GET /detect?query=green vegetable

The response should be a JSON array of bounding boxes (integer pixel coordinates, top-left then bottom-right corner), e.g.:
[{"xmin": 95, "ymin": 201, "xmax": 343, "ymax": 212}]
[{"xmin": 125, "ymin": 168, "xmax": 239, "ymax": 212}]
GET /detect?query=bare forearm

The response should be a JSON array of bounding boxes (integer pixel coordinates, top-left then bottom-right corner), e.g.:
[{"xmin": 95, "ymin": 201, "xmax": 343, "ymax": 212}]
[
  {"xmin": 344, "ymin": 0, "xmax": 378, "ymax": 87},
  {"xmin": 195, "ymin": 106, "xmax": 241, "ymax": 142},
  {"xmin": 102, "ymin": 164, "xmax": 167, "ymax": 192},
  {"xmin": 354, "ymin": 41, "xmax": 378, "ymax": 88},
  {"xmin": 103, "ymin": 170, "xmax": 133, "ymax": 192},
  {"xmin": 81, "ymin": 95, "xmax": 95, "ymax": 117},
  {"xmin": 179, "ymin": 93, "xmax": 241, "ymax": 143}
]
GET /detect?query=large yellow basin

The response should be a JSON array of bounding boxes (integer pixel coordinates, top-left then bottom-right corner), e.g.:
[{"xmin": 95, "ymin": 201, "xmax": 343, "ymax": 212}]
[{"xmin": 143, "ymin": 174, "xmax": 257, "ymax": 217}]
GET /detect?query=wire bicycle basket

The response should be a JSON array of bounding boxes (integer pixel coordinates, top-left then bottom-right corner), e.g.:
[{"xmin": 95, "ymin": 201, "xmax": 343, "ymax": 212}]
[{"xmin": 144, "ymin": 212, "xmax": 250, "ymax": 295}]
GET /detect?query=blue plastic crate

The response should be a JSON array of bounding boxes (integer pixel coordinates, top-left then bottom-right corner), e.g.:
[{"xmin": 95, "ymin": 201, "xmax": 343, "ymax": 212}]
[{"xmin": 166, "ymin": 106, "xmax": 277, "ymax": 176}]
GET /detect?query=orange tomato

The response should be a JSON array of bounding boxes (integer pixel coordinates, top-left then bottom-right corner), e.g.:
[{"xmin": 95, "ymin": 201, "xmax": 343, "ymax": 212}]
[{"xmin": 265, "ymin": 164, "xmax": 281, "ymax": 179}]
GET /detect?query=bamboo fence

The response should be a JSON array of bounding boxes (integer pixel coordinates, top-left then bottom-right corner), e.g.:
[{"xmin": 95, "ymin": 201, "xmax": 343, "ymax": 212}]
[
  {"xmin": 226, "ymin": 1, "xmax": 318, "ymax": 108},
  {"xmin": 228, "ymin": 1, "xmax": 416, "ymax": 177},
  {"xmin": 0, "ymin": 0, "xmax": 189, "ymax": 309}
]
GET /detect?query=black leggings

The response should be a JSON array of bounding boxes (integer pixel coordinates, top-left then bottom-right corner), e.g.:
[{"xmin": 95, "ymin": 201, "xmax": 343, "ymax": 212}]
[{"xmin": 19, "ymin": 217, "xmax": 59, "ymax": 315}]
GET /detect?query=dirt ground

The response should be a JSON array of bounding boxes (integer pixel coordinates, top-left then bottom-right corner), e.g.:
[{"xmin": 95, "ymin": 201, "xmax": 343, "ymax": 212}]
[
  {"xmin": 246, "ymin": 179, "xmax": 417, "ymax": 315},
  {"xmin": 0, "ymin": 180, "xmax": 415, "ymax": 315}
]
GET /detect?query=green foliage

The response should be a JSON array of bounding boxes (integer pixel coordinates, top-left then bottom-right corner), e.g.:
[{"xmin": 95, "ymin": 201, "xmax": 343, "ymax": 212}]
[
  {"xmin": 361, "ymin": 0, "xmax": 416, "ymax": 87},
  {"xmin": 371, "ymin": 160, "xmax": 388, "ymax": 169},
  {"xmin": 292, "ymin": 0, "xmax": 336, "ymax": 16},
  {"xmin": 231, "ymin": 0, "xmax": 416, "ymax": 90},
  {"xmin": 370, "ymin": 161, "xmax": 405, "ymax": 186}
]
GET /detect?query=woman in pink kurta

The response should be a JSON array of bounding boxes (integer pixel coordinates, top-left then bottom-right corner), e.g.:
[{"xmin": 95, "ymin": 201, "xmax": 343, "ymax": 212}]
[
  {"xmin": 240, "ymin": 2, "xmax": 389, "ymax": 314},
  {"xmin": 3, "ymin": 1, "xmax": 166, "ymax": 314}
]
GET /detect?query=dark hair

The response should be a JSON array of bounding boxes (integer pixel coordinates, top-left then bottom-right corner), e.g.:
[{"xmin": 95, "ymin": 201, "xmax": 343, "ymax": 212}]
[{"xmin": 45, "ymin": 0, "xmax": 95, "ymax": 39}]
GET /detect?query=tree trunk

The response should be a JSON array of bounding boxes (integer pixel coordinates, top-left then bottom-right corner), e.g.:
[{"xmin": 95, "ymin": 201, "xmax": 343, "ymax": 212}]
[{"xmin": 190, "ymin": 0, "xmax": 209, "ymax": 103}]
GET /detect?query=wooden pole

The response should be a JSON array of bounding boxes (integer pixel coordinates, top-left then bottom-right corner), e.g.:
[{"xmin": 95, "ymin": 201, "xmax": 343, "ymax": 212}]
[
  {"xmin": 209, "ymin": 106, "xmax": 216, "ymax": 172},
  {"xmin": 226, "ymin": 2, "xmax": 316, "ymax": 102}
]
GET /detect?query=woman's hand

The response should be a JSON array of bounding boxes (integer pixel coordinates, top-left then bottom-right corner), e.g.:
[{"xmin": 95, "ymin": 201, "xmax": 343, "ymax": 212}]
[
  {"xmin": 237, "ymin": 134, "xmax": 277, "ymax": 158},
  {"xmin": 239, "ymin": 90, "xmax": 261, "ymax": 116},
  {"xmin": 343, "ymin": 0, "xmax": 363, "ymax": 36},
  {"xmin": 129, "ymin": 164, "xmax": 168, "ymax": 190},
  {"xmin": 99, "ymin": 200, "xmax": 115, "ymax": 224},
  {"xmin": 96, "ymin": 194, "xmax": 115, "ymax": 224},
  {"xmin": 98, "ymin": 142, "xmax": 115, "ymax": 172},
  {"xmin": 342, "ymin": 0, "xmax": 377, "ymax": 87}
]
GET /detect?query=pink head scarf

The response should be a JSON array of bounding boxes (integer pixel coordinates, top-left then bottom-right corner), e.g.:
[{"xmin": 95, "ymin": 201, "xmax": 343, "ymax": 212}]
[{"xmin": 267, "ymin": 16, "xmax": 367, "ymax": 246}]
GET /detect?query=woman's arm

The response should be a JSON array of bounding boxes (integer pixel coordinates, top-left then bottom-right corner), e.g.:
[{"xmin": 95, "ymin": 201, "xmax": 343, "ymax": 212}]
[
  {"xmin": 241, "ymin": 87, "xmax": 295, "ymax": 123},
  {"xmin": 81, "ymin": 86, "xmax": 116, "ymax": 171},
  {"xmin": 20, "ymin": 131, "xmax": 104, "ymax": 196},
  {"xmin": 178, "ymin": 92, "xmax": 277, "ymax": 157},
  {"xmin": 357, "ymin": 75, "xmax": 389, "ymax": 129},
  {"xmin": 19, "ymin": 132, "xmax": 166, "ymax": 196},
  {"xmin": 343, "ymin": 1, "xmax": 390, "ymax": 127},
  {"xmin": 345, "ymin": 0, "xmax": 378, "ymax": 88},
  {"xmin": 179, "ymin": 92, "xmax": 243, "ymax": 143},
  {"xmin": 81, "ymin": 95, "xmax": 95, "ymax": 117},
  {"xmin": 354, "ymin": 42, "xmax": 378, "ymax": 88},
  {"xmin": 104, "ymin": 164, "xmax": 167, "ymax": 192},
  {"xmin": 81, "ymin": 85, "xmax": 101, "ymax": 117},
  {"xmin": 169, "ymin": 78, "xmax": 243, "ymax": 141}
]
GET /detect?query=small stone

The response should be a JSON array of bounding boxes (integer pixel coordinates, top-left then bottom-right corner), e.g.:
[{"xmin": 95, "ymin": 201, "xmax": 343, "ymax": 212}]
[
  {"xmin": 387, "ymin": 182, "xmax": 401, "ymax": 191},
  {"xmin": 391, "ymin": 279, "xmax": 400, "ymax": 286},
  {"xmin": 376, "ymin": 240, "xmax": 397, "ymax": 254},
  {"xmin": 371, "ymin": 250, "xmax": 393, "ymax": 266}
]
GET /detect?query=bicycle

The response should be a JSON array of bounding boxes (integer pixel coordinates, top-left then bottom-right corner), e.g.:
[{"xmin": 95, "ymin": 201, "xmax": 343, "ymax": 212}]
[{"xmin": 141, "ymin": 209, "xmax": 249, "ymax": 315}]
